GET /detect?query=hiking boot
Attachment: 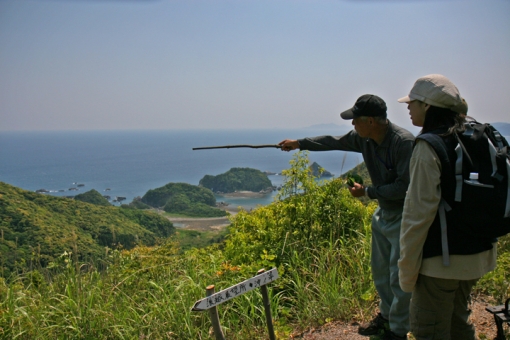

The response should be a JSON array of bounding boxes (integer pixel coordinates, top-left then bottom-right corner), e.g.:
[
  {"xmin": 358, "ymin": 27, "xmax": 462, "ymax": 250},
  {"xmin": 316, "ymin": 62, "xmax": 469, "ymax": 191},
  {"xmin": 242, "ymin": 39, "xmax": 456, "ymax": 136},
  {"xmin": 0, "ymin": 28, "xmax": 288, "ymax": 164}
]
[
  {"xmin": 358, "ymin": 313, "xmax": 389, "ymax": 336},
  {"xmin": 369, "ymin": 330, "xmax": 408, "ymax": 340}
]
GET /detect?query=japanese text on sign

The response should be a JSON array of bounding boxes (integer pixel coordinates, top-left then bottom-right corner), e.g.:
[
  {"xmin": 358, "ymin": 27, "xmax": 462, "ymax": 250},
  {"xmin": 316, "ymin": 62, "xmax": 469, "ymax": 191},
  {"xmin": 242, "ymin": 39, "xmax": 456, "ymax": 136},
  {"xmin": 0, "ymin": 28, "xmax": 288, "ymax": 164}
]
[{"xmin": 191, "ymin": 268, "xmax": 278, "ymax": 311}]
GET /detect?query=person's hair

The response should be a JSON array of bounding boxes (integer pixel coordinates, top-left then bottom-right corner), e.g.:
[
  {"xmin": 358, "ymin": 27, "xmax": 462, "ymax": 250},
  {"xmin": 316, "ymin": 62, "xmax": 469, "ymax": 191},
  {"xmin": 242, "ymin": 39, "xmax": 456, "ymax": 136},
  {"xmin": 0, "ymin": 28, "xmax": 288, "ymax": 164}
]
[
  {"xmin": 421, "ymin": 105, "xmax": 465, "ymax": 136},
  {"xmin": 373, "ymin": 115, "xmax": 388, "ymax": 124},
  {"xmin": 359, "ymin": 115, "xmax": 387, "ymax": 123}
]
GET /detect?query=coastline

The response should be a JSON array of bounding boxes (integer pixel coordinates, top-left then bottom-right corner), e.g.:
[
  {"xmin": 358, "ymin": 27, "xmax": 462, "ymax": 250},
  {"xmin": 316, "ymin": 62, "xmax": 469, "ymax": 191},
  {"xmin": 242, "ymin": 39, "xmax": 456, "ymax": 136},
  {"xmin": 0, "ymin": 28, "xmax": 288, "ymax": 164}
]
[
  {"xmin": 215, "ymin": 190, "xmax": 273, "ymax": 198},
  {"xmin": 165, "ymin": 190, "xmax": 274, "ymax": 231}
]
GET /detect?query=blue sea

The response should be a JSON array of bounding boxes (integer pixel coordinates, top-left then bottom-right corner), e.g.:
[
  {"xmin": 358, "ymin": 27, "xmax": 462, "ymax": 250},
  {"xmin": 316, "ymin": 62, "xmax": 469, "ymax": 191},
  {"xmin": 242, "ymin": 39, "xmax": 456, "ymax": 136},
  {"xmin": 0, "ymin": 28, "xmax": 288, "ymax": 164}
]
[{"xmin": 0, "ymin": 127, "xmax": 363, "ymax": 210}]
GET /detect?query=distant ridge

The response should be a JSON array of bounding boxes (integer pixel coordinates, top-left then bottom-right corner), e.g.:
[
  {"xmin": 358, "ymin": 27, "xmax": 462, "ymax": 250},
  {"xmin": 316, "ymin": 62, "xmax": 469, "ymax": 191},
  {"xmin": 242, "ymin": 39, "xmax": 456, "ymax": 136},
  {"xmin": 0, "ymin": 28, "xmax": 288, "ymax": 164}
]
[
  {"xmin": 492, "ymin": 122, "xmax": 510, "ymax": 136},
  {"xmin": 305, "ymin": 123, "xmax": 345, "ymax": 129}
]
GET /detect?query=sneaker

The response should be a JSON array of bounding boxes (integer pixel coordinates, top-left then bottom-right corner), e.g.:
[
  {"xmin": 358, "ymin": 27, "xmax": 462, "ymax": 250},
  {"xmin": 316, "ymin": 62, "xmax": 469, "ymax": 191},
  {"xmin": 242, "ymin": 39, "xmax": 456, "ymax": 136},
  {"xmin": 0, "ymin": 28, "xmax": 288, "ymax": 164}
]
[
  {"xmin": 358, "ymin": 313, "xmax": 389, "ymax": 336},
  {"xmin": 369, "ymin": 330, "xmax": 408, "ymax": 340}
]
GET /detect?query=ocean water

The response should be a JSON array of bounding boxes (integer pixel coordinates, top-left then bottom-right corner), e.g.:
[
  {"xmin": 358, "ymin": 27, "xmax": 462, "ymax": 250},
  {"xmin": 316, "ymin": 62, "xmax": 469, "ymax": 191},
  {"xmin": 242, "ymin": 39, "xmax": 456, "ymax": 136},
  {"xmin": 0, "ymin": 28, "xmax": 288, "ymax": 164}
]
[{"xmin": 0, "ymin": 127, "xmax": 361, "ymax": 210}]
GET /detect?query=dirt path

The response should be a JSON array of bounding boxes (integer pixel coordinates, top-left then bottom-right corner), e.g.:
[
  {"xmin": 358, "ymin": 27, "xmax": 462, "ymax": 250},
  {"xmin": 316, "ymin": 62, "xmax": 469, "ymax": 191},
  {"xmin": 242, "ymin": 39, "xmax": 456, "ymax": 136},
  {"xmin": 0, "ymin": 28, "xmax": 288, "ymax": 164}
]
[{"xmin": 291, "ymin": 295, "xmax": 500, "ymax": 340}]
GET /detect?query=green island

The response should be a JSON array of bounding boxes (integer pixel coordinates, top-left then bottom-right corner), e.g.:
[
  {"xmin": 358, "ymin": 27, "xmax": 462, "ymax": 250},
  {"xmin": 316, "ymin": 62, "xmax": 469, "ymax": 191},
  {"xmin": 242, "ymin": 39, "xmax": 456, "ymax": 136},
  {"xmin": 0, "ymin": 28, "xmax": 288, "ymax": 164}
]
[
  {"xmin": 0, "ymin": 152, "xmax": 508, "ymax": 339},
  {"xmin": 199, "ymin": 167, "xmax": 273, "ymax": 193},
  {"xmin": 139, "ymin": 182, "xmax": 228, "ymax": 217}
]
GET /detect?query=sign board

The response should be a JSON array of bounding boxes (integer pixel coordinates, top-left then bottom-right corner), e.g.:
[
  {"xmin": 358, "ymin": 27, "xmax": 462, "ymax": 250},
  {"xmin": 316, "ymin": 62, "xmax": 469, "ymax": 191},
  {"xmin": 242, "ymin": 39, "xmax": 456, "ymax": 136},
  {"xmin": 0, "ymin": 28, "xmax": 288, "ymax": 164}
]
[{"xmin": 191, "ymin": 268, "xmax": 279, "ymax": 311}]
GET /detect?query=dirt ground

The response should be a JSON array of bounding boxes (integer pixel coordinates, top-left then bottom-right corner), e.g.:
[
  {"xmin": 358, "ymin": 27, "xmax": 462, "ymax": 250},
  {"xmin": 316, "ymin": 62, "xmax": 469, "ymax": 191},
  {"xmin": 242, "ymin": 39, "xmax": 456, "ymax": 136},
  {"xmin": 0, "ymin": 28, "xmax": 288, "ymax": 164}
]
[{"xmin": 291, "ymin": 294, "xmax": 503, "ymax": 340}]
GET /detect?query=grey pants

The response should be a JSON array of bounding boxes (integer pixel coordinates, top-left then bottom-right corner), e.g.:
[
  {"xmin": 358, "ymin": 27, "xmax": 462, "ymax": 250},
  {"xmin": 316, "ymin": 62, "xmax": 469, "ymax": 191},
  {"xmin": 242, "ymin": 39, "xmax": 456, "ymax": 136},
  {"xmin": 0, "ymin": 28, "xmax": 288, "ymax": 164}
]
[
  {"xmin": 371, "ymin": 207, "xmax": 411, "ymax": 336},
  {"xmin": 410, "ymin": 274, "xmax": 478, "ymax": 340}
]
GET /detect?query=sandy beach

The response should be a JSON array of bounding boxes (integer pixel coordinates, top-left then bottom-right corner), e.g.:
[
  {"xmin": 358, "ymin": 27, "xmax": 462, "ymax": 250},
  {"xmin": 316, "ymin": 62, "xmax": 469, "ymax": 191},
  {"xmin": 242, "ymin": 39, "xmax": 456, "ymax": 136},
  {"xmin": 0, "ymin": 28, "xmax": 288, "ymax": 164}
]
[
  {"xmin": 165, "ymin": 204, "xmax": 242, "ymax": 231},
  {"xmin": 215, "ymin": 190, "xmax": 273, "ymax": 198},
  {"xmin": 164, "ymin": 191, "xmax": 269, "ymax": 231}
]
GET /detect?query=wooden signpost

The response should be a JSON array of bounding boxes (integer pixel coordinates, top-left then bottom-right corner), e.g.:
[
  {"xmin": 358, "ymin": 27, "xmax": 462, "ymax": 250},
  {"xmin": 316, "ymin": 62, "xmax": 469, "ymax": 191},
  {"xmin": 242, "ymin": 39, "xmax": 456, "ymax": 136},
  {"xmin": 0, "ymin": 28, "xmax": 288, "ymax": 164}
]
[{"xmin": 192, "ymin": 268, "xmax": 279, "ymax": 340}]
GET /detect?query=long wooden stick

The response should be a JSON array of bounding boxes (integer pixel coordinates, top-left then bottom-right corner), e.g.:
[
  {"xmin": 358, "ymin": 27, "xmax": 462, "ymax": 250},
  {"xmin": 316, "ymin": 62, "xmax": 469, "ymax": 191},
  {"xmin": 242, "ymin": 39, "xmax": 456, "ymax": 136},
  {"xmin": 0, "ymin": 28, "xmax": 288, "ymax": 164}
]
[{"xmin": 193, "ymin": 144, "xmax": 281, "ymax": 150}]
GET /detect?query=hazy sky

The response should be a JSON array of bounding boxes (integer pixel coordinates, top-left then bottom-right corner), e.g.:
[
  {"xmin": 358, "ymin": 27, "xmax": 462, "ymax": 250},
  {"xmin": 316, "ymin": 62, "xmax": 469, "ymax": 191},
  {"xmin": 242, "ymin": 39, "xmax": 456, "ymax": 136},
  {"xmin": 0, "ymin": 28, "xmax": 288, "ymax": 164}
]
[{"xmin": 1, "ymin": 0, "xmax": 509, "ymax": 131}]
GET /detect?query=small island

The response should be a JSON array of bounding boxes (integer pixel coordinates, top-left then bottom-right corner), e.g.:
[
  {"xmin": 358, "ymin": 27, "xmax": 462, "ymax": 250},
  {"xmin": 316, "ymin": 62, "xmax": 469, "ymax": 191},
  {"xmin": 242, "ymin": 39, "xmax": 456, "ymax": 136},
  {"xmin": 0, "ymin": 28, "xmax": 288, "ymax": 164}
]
[
  {"xmin": 199, "ymin": 167, "xmax": 274, "ymax": 195},
  {"xmin": 309, "ymin": 161, "xmax": 333, "ymax": 177},
  {"xmin": 139, "ymin": 182, "xmax": 228, "ymax": 218}
]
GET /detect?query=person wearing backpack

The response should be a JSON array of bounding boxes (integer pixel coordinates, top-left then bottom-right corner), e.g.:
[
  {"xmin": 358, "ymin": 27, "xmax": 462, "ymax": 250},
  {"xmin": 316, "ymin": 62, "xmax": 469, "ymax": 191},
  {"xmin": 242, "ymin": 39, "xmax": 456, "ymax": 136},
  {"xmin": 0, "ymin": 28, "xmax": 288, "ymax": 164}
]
[
  {"xmin": 397, "ymin": 74, "xmax": 498, "ymax": 340},
  {"xmin": 279, "ymin": 94, "xmax": 414, "ymax": 340}
]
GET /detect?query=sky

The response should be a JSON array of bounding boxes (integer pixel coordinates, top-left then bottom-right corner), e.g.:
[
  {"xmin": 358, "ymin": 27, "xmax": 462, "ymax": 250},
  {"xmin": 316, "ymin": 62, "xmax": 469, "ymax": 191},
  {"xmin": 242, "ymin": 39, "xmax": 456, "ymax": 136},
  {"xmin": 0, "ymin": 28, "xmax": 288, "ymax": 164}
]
[{"xmin": 1, "ymin": 0, "xmax": 509, "ymax": 132}]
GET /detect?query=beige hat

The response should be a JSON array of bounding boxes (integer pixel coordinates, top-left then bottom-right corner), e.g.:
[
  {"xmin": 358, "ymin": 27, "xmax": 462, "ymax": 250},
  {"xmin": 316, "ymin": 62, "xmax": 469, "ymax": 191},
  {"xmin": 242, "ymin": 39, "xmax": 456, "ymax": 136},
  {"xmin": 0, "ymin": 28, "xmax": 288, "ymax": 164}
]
[
  {"xmin": 398, "ymin": 74, "xmax": 463, "ymax": 111},
  {"xmin": 453, "ymin": 98, "xmax": 468, "ymax": 114}
]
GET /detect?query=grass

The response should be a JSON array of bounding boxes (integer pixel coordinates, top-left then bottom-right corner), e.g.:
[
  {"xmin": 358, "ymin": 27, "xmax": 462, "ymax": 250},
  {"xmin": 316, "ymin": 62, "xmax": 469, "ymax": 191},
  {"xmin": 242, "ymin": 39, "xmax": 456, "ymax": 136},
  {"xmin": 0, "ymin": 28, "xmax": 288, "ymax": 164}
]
[{"xmin": 173, "ymin": 228, "xmax": 229, "ymax": 253}]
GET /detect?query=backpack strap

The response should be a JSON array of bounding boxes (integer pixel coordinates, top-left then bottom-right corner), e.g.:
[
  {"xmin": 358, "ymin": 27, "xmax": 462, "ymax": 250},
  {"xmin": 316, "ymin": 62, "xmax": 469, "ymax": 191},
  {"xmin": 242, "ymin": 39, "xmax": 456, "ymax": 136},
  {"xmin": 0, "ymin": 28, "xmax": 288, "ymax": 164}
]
[
  {"xmin": 416, "ymin": 133, "xmax": 457, "ymax": 266},
  {"xmin": 507, "ymin": 157, "xmax": 510, "ymax": 217},
  {"xmin": 438, "ymin": 198, "xmax": 452, "ymax": 266},
  {"xmin": 452, "ymin": 134, "xmax": 464, "ymax": 202}
]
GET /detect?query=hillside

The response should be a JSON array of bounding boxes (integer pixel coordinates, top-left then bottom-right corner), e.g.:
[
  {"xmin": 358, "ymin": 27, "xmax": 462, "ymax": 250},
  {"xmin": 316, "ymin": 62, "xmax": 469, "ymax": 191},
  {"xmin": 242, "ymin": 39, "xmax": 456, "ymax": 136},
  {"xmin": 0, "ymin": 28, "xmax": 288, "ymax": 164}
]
[
  {"xmin": 199, "ymin": 167, "xmax": 273, "ymax": 193},
  {"xmin": 0, "ymin": 182, "xmax": 175, "ymax": 276}
]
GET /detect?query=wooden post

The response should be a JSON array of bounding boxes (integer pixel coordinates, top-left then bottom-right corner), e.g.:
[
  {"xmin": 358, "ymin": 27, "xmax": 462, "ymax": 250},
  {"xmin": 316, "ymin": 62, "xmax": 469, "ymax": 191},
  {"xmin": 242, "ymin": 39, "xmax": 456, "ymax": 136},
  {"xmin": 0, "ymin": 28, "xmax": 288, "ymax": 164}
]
[
  {"xmin": 192, "ymin": 268, "xmax": 279, "ymax": 339},
  {"xmin": 257, "ymin": 269, "xmax": 276, "ymax": 340},
  {"xmin": 206, "ymin": 285, "xmax": 225, "ymax": 340}
]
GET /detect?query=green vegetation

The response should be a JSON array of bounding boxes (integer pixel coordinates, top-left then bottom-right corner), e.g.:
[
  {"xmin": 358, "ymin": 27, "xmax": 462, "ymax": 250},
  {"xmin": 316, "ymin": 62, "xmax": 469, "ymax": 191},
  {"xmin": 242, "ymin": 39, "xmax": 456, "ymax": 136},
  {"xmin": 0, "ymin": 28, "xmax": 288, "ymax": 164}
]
[
  {"xmin": 0, "ymin": 182, "xmax": 175, "ymax": 277},
  {"xmin": 0, "ymin": 153, "xmax": 508, "ymax": 339},
  {"xmin": 341, "ymin": 162, "xmax": 371, "ymax": 186},
  {"xmin": 173, "ymin": 228, "xmax": 229, "ymax": 253},
  {"xmin": 74, "ymin": 189, "xmax": 111, "ymax": 206},
  {"xmin": 121, "ymin": 196, "xmax": 151, "ymax": 210},
  {"xmin": 346, "ymin": 174, "xmax": 364, "ymax": 187},
  {"xmin": 199, "ymin": 167, "xmax": 272, "ymax": 193},
  {"xmin": 141, "ymin": 182, "xmax": 227, "ymax": 217}
]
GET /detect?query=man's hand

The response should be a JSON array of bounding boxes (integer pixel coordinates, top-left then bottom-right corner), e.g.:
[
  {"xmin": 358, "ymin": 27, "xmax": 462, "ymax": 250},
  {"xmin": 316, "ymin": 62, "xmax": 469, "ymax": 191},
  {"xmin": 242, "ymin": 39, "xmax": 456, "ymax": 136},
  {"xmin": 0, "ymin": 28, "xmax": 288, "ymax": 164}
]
[
  {"xmin": 278, "ymin": 139, "xmax": 300, "ymax": 152},
  {"xmin": 348, "ymin": 182, "xmax": 366, "ymax": 198}
]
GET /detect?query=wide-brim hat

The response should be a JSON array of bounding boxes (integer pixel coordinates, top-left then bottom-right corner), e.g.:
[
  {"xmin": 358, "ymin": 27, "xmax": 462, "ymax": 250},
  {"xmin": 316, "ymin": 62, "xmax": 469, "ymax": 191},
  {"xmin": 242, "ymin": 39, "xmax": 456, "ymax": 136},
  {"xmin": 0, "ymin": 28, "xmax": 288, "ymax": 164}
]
[{"xmin": 398, "ymin": 74, "xmax": 464, "ymax": 112}]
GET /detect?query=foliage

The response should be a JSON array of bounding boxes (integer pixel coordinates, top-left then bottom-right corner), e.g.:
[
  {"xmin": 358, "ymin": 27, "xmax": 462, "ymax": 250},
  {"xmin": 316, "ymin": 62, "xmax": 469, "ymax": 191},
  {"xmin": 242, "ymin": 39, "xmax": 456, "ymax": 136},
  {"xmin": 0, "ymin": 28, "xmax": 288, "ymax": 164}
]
[
  {"xmin": 475, "ymin": 233, "xmax": 510, "ymax": 301},
  {"xmin": 73, "ymin": 189, "xmax": 111, "ymax": 206},
  {"xmin": 199, "ymin": 167, "xmax": 272, "ymax": 193},
  {"xmin": 224, "ymin": 151, "xmax": 375, "ymax": 268},
  {"xmin": 0, "ymin": 182, "xmax": 175, "ymax": 277},
  {"xmin": 340, "ymin": 162, "xmax": 371, "ymax": 186},
  {"xmin": 173, "ymin": 228, "xmax": 229, "ymax": 253},
  {"xmin": 346, "ymin": 173, "xmax": 364, "ymax": 187},
  {"xmin": 222, "ymin": 152, "xmax": 378, "ymax": 326},
  {"xmin": 141, "ymin": 182, "xmax": 226, "ymax": 217},
  {"xmin": 340, "ymin": 162, "xmax": 373, "ymax": 205}
]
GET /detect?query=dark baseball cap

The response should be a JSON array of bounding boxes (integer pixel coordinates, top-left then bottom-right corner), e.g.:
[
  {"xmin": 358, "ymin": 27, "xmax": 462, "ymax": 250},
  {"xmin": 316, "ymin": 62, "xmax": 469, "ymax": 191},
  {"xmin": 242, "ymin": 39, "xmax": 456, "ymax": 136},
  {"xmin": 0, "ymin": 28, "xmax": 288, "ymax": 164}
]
[{"xmin": 340, "ymin": 94, "xmax": 387, "ymax": 120}]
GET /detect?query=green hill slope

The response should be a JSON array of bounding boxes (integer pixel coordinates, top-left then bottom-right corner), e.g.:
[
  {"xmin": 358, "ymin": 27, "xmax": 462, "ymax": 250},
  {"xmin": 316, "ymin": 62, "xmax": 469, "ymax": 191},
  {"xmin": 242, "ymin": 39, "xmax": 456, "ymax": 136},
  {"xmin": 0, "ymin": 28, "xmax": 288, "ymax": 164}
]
[{"xmin": 0, "ymin": 182, "xmax": 175, "ymax": 276}]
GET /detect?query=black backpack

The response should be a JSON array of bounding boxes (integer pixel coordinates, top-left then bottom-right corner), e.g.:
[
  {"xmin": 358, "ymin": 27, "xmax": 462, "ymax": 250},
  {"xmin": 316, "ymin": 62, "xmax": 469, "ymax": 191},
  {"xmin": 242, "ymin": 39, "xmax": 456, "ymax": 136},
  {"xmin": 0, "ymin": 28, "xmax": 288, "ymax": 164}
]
[{"xmin": 418, "ymin": 119, "xmax": 510, "ymax": 265}]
